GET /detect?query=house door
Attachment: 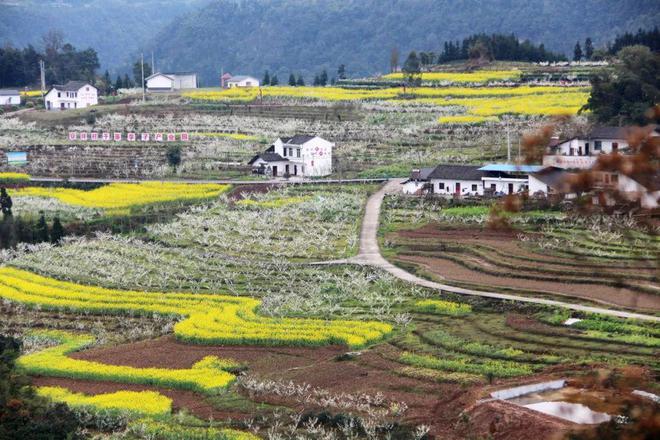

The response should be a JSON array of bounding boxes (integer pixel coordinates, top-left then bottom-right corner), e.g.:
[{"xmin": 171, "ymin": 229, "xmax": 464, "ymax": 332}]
[
  {"xmin": 508, "ymin": 183, "xmax": 514, "ymax": 194},
  {"xmin": 60, "ymin": 103, "xmax": 65, "ymax": 109},
  {"xmin": 293, "ymin": 165, "xmax": 298, "ymax": 175},
  {"xmin": 585, "ymin": 143, "xmax": 590, "ymax": 155},
  {"xmin": 455, "ymin": 182, "xmax": 461, "ymax": 194},
  {"xmin": 285, "ymin": 164, "xmax": 290, "ymax": 175},
  {"xmin": 272, "ymin": 166, "xmax": 278, "ymax": 177}
]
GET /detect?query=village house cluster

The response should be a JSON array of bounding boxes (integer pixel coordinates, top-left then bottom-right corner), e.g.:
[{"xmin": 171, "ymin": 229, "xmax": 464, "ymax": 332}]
[{"xmin": 402, "ymin": 125, "xmax": 659, "ymax": 208}]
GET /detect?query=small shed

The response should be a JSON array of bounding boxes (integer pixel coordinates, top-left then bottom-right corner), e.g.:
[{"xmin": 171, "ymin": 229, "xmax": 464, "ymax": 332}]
[{"xmin": 0, "ymin": 89, "xmax": 21, "ymax": 105}]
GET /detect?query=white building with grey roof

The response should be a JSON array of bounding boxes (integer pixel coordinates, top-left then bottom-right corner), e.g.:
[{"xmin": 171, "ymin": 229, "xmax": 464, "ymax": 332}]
[
  {"xmin": 146, "ymin": 72, "xmax": 198, "ymax": 91},
  {"xmin": 0, "ymin": 89, "xmax": 21, "ymax": 105},
  {"xmin": 249, "ymin": 135, "xmax": 333, "ymax": 177},
  {"xmin": 45, "ymin": 81, "xmax": 97, "ymax": 110}
]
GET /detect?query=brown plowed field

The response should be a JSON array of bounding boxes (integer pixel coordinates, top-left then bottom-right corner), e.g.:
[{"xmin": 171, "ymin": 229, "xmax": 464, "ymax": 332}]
[
  {"xmin": 44, "ymin": 335, "xmax": 575, "ymax": 439},
  {"xmin": 391, "ymin": 225, "xmax": 660, "ymax": 312}
]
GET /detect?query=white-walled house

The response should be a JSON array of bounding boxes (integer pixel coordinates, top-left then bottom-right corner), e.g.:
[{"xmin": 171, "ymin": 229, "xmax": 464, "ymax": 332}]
[
  {"xmin": 146, "ymin": 72, "xmax": 198, "ymax": 91},
  {"xmin": 543, "ymin": 126, "xmax": 633, "ymax": 169},
  {"xmin": 226, "ymin": 75, "xmax": 260, "ymax": 88},
  {"xmin": 45, "ymin": 81, "xmax": 98, "ymax": 110},
  {"xmin": 402, "ymin": 165, "xmax": 487, "ymax": 196},
  {"xmin": 0, "ymin": 89, "xmax": 21, "ymax": 105},
  {"xmin": 249, "ymin": 135, "xmax": 333, "ymax": 177},
  {"xmin": 402, "ymin": 163, "xmax": 540, "ymax": 197}
]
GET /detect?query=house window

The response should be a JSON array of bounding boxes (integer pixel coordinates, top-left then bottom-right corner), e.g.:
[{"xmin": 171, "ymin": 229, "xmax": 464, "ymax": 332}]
[
  {"xmin": 282, "ymin": 148, "xmax": 287, "ymax": 157},
  {"xmin": 569, "ymin": 148, "xmax": 575, "ymax": 156},
  {"xmin": 289, "ymin": 148, "xmax": 294, "ymax": 156},
  {"xmin": 311, "ymin": 160, "xmax": 314, "ymax": 167},
  {"xmin": 57, "ymin": 92, "xmax": 61, "ymax": 98},
  {"xmin": 595, "ymin": 141, "xmax": 602, "ymax": 150},
  {"xmin": 438, "ymin": 182, "xmax": 445, "ymax": 190},
  {"xmin": 86, "ymin": 87, "xmax": 89, "ymax": 91},
  {"xmin": 612, "ymin": 142, "xmax": 618, "ymax": 152},
  {"xmin": 611, "ymin": 173, "xmax": 618, "ymax": 183},
  {"xmin": 296, "ymin": 149, "xmax": 301, "ymax": 158},
  {"xmin": 471, "ymin": 184, "xmax": 478, "ymax": 191}
]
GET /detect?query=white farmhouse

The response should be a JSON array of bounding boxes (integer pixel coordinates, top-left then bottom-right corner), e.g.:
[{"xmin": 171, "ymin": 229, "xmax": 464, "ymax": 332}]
[
  {"xmin": 45, "ymin": 81, "xmax": 98, "ymax": 110},
  {"xmin": 402, "ymin": 165, "xmax": 487, "ymax": 196},
  {"xmin": 249, "ymin": 135, "xmax": 333, "ymax": 177},
  {"xmin": 146, "ymin": 72, "xmax": 198, "ymax": 92},
  {"xmin": 0, "ymin": 89, "xmax": 21, "ymax": 105},
  {"xmin": 543, "ymin": 126, "xmax": 631, "ymax": 169},
  {"xmin": 402, "ymin": 163, "xmax": 540, "ymax": 197},
  {"xmin": 226, "ymin": 75, "xmax": 260, "ymax": 88}
]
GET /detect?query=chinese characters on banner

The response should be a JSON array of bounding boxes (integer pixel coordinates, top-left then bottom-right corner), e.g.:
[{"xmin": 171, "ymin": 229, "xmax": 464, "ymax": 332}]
[{"xmin": 67, "ymin": 132, "xmax": 190, "ymax": 142}]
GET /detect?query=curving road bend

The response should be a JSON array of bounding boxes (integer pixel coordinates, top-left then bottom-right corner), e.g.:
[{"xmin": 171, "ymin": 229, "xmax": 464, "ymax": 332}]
[{"xmin": 351, "ymin": 179, "xmax": 660, "ymax": 322}]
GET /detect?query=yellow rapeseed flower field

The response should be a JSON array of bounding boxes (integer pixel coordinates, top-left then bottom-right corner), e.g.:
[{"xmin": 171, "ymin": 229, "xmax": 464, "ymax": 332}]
[
  {"xmin": 20, "ymin": 90, "xmax": 42, "ymax": 97},
  {"xmin": 0, "ymin": 267, "xmax": 392, "ymax": 348},
  {"xmin": 382, "ymin": 70, "xmax": 521, "ymax": 83},
  {"xmin": 37, "ymin": 387, "xmax": 173, "ymax": 417},
  {"xmin": 19, "ymin": 330, "xmax": 237, "ymax": 394},
  {"xmin": 0, "ymin": 172, "xmax": 30, "ymax": 183},
  {"xmin": 14, "ymin": 182, "xmax": 230, "ymax": 215}
]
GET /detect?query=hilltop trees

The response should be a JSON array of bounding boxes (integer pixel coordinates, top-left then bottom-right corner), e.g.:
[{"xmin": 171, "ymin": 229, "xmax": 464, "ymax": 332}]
[
  {"xmin": 132, "ymin": 59, "xmax": 152, "ymax": 88},
  {"xmin": 0, "ymin": 32, "xmax": 99, "ymax": 87},
  {"xmin": 573, "ymin": 41, "xmax": 583, "ymax": 61},
  {"xmin": 583, "ymin": 45, "xmax": 660, "ymax": 124},
  {"xmin": 432, "ymin": 33, "xmax": 566, "ymax": 64}
]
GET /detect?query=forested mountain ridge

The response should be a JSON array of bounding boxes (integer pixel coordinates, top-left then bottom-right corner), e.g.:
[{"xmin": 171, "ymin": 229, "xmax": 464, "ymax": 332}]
[
  {"xmin": 0, "ymin": 0, "xmax": 209, "ymax": 72},
  {"xmin": 148, "ymin": 0, "xmax": 660, "ymax": 85}
]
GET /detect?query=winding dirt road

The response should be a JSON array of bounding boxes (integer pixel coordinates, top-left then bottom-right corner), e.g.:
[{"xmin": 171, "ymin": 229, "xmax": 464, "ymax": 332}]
[{"xmin": 350, "ymin": 179, "xmax": 660, "ymax": 322}]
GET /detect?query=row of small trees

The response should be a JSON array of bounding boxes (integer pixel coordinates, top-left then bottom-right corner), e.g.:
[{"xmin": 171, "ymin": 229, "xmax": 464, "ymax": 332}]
[
  {"xmin": 0, "ymin": 188, "xmax": 65, "ymax": 249},
  {"xmin": 261, "ymin": 65, "xmax": 347, "ymax": 87}
]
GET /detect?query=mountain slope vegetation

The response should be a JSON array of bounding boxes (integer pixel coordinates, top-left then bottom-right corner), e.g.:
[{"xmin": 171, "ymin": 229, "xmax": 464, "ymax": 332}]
[
  {"xmin": 148, "ymin": 0, "xmax": 660, "ymax": 84},
  {"xmin": 0, "ymin": 0, "xmax": 208, "ymax": 72}
]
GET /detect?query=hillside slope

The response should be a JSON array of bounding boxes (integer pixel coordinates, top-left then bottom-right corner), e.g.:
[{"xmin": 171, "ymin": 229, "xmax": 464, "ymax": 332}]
[
  {"xmin": 0, "ymin": 0, "xmax": 208, "ymax": 72},
  {"xmin": 149, "ymin": 0, "xmax": 660, "ymax": 85}
]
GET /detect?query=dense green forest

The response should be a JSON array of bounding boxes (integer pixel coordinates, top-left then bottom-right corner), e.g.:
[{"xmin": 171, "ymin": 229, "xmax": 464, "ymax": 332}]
[
  {"xmin": 147, "ymin": 0, "xmax": 659, "ymax": 85},
  {"xmin": 1, "ymin": 0, "xmax": 658, "ymax": 84}
]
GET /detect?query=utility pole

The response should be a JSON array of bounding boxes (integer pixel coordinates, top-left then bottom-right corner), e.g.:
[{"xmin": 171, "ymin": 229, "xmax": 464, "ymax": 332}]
[
  {"xmin": 151, "ymin": 52, "xmax": 155, "ymax": 74},
  {"xmin": 39, "ymin": 60, "xmax": 46, "ymax": 108},
  {"xmin": 141, "ymin": 53, "xmax": 145, "ymax": 102},
  {"xmin": 506, "ymin": 122, "xmax": 511, "ymax": 163}
]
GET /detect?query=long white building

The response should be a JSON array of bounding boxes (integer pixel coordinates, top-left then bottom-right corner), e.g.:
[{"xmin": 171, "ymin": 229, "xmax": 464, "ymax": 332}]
[{"xmin": 146, "ymin": 72, "xmax": 198, "ymax": 91}]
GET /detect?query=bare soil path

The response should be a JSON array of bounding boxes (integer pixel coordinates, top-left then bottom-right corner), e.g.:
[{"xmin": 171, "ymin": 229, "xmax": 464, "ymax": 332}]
[{"xmin": 342, "ymin": 179, "xmax": 660, "ymax": 322}]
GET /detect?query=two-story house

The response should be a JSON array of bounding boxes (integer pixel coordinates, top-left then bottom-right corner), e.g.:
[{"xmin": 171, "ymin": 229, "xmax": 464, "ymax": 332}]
[
  {"xmin": 249, "ymin": 135, "xmax": 333, "ymax": 177},
  {"xmin": 45, "ymin": 81, "xmax": 98, "ymax": 110}
]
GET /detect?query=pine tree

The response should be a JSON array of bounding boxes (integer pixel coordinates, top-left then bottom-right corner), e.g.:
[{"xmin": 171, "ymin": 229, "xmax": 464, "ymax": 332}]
[
  {"xmin": 288, "ymin": 73, "xmax": 296, "ymax": 86},
  {"xmin": 103, "ymin": 70, "xmax": 112, "ymax": 94},
  {"xmin": 262, "ymin": 71, "xmax": 270, "ymax": 86},
  {"xmin": 35, "ymin": 213, "xmax": 49, "ymax": 243},
  {"xmin": 270, "ymin": 75, "xmax": 279, "ymax": 86},
  {"xmin": 313, "ymin": 75, "xmax": 320, "ymax": 86},
  {"xmin": 123, "ymin": 73, "xmax": 133, "ymax": 88},
  {"xmin": 50, "ymin": 217, "xmax": 64, "ymax": 244},
  {"xmin": 319, "ymin": 70, "xmax": 328, "ymax": 86},
  {"xmin": 585, "ymin": 38, "xmax": 594, "ymax": 60},
  {"xmin": 114, "ymin": 75, "xmax": 123, "ymax": 90},
  {"xmin": 296, "ymin": 75, "xmax": 305, "ymax": 86},
  {"xmin": 573, "ymin": 41, "xmax": 583, "ymax": 61},
  {"xmin": 337, "ymin": 64, "xmax": 346, "ymax": 80}
]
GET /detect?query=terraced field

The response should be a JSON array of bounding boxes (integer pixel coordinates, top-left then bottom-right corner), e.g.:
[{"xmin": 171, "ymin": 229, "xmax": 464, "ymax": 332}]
[{"xmin": 381, "ymin": 196, "xmax": 660, "ymax": 311}]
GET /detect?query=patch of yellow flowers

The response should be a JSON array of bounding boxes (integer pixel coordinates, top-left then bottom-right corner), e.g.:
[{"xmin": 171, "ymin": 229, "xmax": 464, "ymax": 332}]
[
  {"xmin": 13, "ymin": 182, "xmax": 230, "ymax": 215},
  {"xmin": 20, "ymin": 90, "xmax": 42, "ymax": 97},
  {"xmin": 415, "ymin": 299, "xmax": 472, "ymax": 316},
  {"xmin": 0, "ymin": 172, "xmax": 30, "ymax": 183},
  {"xmin": 18, "ymin": 330, "xmax": 238, "ymax": 394},
  {"xmin": 382, "ymin": 70, "xmax": 521, "ymax": 83},
  {"xmin": 438, "ymin": 115, "xmax": 498, "ymax": 124},
  {"xmin": 37, "ymin": 386, "xmax": 173, "ymax": 417},
  {"xmin": 0, "ymin": 267, "xmax": 392, "ymax": 348}
]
